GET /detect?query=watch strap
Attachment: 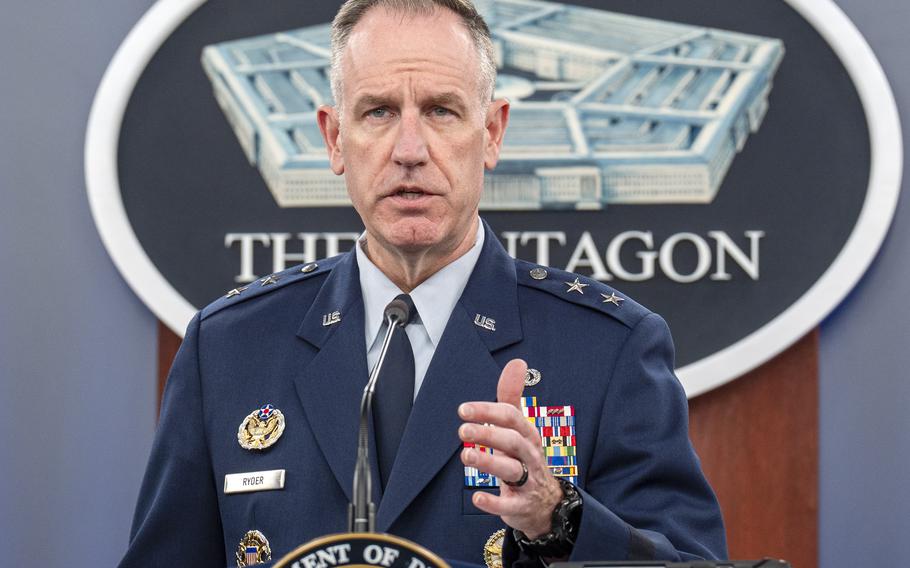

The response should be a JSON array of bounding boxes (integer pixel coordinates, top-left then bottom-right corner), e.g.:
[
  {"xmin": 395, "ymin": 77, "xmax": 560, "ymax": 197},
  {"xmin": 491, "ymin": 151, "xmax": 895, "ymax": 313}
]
[{"xmin": 513, "ymin": 478, "xmax": 583, "ymax": 558}]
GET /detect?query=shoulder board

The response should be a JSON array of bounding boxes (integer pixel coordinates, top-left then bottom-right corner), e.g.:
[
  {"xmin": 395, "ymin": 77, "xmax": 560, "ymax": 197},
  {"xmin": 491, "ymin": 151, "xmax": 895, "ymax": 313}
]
[
  {"xmin": 513, "ymin": 258, "xmax": 649, "ymax": 329},
  {"xmin": 200, "ymin": 255, "xmax": 343, "ymax": 321}
]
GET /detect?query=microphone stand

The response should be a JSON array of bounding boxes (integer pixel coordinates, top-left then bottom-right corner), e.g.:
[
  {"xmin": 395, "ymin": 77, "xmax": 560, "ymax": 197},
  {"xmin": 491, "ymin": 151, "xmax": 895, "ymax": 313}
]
[{"xmin": 349, "ymin": 307, "xmax": 407, "ymax": 533}]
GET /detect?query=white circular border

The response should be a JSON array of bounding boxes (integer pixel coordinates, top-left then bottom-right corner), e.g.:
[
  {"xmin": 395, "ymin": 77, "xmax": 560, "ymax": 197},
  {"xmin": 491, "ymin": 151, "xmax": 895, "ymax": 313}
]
[{"xmin": 85, "ymin": 0, "xmax": 903, "ymax": 397}]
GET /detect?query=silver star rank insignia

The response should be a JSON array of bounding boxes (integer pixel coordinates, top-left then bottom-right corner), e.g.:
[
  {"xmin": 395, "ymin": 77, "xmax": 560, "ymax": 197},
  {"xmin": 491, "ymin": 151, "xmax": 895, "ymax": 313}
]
[
  {"xmin": 259, "ymin": 274, "xmax": 279, "ymax": 286},
  {"xmin": 601, "ymin": 292, "xmax": 624, "ymax": 306},
  {"xmin": 226, "ymin": 286, "xmax": 248, "ymax": 298},
  {"xmin": 564, "ymin": 277, "xmax": 588, "ymax": 294}
]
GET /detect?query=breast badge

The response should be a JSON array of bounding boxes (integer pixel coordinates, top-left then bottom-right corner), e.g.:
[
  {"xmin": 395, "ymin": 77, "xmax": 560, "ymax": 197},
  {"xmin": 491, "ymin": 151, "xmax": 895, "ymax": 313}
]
[
  {"xmin": 483, "ymin": 528, "xmax": 505, "ymax": 568},
  {"xmin": 237, "ymin": 529, "xmax": 271, "ymax": 567},
  {"xmin": 238, "ymin": 403, "xmax": 286, "ymax": 451},
  {"xmin": 523, "ymin": 368, "xmax": 542, "ymax": 387}
]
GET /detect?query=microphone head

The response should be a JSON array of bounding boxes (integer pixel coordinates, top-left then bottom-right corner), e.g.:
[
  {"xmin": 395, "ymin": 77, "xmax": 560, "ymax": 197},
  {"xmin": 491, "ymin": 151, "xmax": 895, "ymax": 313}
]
[{"xmin": 384, "ymin": 296, "xmax": 413, "ymax": 327}]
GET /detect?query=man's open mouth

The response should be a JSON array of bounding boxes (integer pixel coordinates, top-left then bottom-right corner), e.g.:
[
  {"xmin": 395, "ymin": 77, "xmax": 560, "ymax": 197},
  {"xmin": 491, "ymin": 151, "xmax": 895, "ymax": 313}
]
[{"xmin": 391, "ymin": 187, "xmax": 431, "ymax": 200}]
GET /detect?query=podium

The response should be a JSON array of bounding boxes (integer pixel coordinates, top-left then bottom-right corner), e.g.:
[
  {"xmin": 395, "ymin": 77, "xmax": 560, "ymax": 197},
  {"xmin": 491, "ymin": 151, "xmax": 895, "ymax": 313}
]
[
  {"xmin": 273, "ymin": 533, "xmax": 449, "ymax": 568},
  {"xmin": 268, "ymin": 532, "xmax": 791, "ymax": 568}
]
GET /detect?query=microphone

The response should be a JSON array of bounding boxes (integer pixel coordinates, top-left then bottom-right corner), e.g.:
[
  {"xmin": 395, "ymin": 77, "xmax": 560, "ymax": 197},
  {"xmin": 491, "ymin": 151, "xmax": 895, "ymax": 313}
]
[{"xmin": 349, "ymin": 297, "xmax": 413, "ymax": 533}]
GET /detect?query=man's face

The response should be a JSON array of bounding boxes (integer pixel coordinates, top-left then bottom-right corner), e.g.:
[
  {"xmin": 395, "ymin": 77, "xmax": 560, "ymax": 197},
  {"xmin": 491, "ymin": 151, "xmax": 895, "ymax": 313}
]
[{"xmin": 318, "ymin": 8, "xmax": 508, "ymax": 257}]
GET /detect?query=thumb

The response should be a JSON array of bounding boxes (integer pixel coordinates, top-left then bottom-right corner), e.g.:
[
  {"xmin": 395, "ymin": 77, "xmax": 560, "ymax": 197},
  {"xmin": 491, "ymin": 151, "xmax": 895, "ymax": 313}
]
[{"xmin": 497, "ymin": 359, "xmax": 528, "ymax": 410}]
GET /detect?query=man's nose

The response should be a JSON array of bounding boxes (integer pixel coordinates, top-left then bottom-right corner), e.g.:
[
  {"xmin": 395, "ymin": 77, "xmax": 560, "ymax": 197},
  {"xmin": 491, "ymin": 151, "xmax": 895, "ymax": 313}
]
[{"xmin": 391, "ymin": 113, "xmax": 429, "ymax": 168}]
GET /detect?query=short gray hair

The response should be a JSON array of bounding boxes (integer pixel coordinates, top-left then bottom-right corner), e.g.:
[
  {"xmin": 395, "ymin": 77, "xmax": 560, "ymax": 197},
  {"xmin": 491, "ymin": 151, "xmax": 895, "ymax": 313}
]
[{"xmin": 329, "ymin": 0, "xmax": 497, "ymax": 107}]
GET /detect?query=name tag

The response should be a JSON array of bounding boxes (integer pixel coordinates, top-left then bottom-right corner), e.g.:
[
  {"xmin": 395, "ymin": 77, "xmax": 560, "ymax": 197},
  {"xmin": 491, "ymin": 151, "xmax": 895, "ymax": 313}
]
[{"xmin": 224, "ymin": 469, "xmax": 286, "ymax": 494}]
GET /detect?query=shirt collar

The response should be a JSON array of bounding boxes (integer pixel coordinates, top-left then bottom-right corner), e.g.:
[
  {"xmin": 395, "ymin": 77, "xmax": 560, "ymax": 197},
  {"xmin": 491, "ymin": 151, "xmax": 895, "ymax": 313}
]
[{"xmin": 355, "ymin": 219, "xmax": 485, "ymax": 349}]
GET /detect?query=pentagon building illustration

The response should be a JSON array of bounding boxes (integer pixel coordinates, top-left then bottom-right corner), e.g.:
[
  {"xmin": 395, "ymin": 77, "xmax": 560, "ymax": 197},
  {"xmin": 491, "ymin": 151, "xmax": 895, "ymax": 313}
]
[{"xmin": 201, "ymin": 0, "xmax": 784, "ymax": 210}]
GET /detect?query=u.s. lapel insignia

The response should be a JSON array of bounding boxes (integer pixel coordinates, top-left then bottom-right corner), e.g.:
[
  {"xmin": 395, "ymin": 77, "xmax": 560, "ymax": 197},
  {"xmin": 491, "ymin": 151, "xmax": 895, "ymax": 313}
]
[
  {"xmin": 259, "ymin": 274, "xmax": 279, "ymax": 286},
  {"xmin": 236, "ymin": 530, "xmax": 271, "ymax": 566},
  {"xmin": 474, "ymin": 314, "xmax": 496, "ymax": 331},
  {"xmin": 464, "ymin": 397, "xmax": 578, "ymax": 486},
  {"xmin": 601, "ymin": 292, "xmax": 624, "ymax": 306},
  {"xmin": 322, "ymin": 311, "xmax": 341, "ymax": 326},
  {"xmin": 524, "ymin": 368, "xmax": 542, "ymax": 387},
  {"xmin": 238, "ymin": 404, "xmax": 286, "ymax": 450},
  {"xmin": 483, "ymin": 528, "xmax": 506, "ymax": 568},
  {"xmin": 564, "ymin": 277, "xmax": 588, "ymax": 294}
]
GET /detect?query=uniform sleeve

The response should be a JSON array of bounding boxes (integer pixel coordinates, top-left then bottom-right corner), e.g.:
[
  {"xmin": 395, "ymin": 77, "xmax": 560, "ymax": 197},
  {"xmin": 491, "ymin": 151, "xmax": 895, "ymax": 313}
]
[
  {"xmin": 505, "ymin": 313, "xmax": 727, "ymax": 565},
  {"xmin": 570, "ymin": 312, "xmax": 727, "ymax": 561},
  {"xmin": 119, "ymin": 314, "xmax": 227, "ymax": 568}
]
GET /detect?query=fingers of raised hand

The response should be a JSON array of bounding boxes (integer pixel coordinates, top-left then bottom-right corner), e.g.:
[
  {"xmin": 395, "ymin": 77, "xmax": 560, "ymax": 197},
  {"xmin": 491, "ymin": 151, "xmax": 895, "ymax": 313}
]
[
  {"xmin": 467, "ymin": 463, "xmax": 562, "ymax": 538},
  {"xmin": 497, "ymin": 359, "xmax": 528, "ymax": 410},
  {"xmin": 469, "ymin": 483, "xmax": 534, "ymax": 518},
  {"xmin": 458, "ymin": 401, "xmax": 537, "ymax": 441},
  {"xmin": 461, "ymin": 446, "xmax": 525, "ymax": 484},
  {"xmin": 459, "ymin": 421, "xmax": 531, "ymax": 456}
]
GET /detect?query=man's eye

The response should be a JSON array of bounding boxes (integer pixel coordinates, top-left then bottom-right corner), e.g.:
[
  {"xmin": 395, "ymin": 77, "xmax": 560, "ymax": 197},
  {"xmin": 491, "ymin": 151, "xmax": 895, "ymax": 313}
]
[
  {"xmin": 430, "ymin": 107, "xmax": 453, "ymax": 117},
  {"xmin": 368, "ymin": 108, "xmax": 390, "ymax": 118}
]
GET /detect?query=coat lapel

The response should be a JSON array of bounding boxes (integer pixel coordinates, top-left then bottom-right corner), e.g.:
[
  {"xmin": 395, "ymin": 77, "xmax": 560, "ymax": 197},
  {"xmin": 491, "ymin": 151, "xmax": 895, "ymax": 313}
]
[
  {"xmin": 295, "ymin": 251, "xmax": 383, "ymax": 503},
  {"xmin": 376, "ymin": 220, "xmax": 523, "ymax": 530}
]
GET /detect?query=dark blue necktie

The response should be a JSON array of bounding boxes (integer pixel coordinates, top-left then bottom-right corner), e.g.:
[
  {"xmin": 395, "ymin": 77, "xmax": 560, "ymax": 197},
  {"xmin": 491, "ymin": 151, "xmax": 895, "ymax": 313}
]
[{"xmin": 374, "ymin": 293, "xmax": 416, "ymax": 490}]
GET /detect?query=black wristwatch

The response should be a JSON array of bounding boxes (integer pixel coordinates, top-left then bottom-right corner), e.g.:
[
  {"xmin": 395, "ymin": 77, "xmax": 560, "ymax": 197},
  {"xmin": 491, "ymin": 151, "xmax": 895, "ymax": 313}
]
[{"xmin": 513, "ymin": 478, "xmax": 583, "ymax": 558}]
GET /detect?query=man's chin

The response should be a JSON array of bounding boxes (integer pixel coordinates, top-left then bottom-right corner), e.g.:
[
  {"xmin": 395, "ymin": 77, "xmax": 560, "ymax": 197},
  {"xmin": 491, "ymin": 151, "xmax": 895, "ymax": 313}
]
[
  {"xmin": 378, "ymin": 221, "xmax": 444, "ymax": 251},
  {"xmin": 384, "ymin": 235, "xmax": 442, "ymax": 255}
]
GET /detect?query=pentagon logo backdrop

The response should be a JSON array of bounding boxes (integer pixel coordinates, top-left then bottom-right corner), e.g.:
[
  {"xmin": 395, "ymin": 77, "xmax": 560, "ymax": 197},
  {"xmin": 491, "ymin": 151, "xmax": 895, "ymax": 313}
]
[{"xmin": 86, "ymin": 0, "xmax": 901, "ymax": 395}]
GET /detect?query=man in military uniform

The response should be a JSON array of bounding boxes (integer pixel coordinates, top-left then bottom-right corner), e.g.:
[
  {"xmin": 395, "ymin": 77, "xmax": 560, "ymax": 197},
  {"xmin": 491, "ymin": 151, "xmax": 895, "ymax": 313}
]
[{"xmin": 120, "ymin": 1, "xmax": 726, "ymax": 566}]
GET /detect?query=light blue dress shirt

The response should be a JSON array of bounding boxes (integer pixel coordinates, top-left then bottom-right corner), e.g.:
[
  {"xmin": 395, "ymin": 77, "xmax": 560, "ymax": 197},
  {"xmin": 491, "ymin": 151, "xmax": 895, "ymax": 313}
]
[{"xmin": 355, "ymin": 220, "xmax": 485, "ymax": 399}]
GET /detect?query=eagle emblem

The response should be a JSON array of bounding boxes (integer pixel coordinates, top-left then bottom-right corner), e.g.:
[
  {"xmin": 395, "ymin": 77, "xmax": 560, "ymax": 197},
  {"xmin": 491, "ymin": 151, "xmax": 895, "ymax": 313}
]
[
  {"xmin": 483, "ymin": 528, "xmax": 505, "ymax": 568},
  {"xmin": 236, "ymin": 529, "xmax": 271, "ymax": 566},
  {"xmin": 237, "ymin": 404, "xmax": 286, "ymax": 450}
]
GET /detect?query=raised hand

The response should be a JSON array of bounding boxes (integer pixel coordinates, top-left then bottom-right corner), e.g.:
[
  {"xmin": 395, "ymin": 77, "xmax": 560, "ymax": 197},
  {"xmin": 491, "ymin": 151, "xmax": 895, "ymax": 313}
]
[{"xmin": 458, "ymin": 359, "xmax": 562, "ymax": 538}]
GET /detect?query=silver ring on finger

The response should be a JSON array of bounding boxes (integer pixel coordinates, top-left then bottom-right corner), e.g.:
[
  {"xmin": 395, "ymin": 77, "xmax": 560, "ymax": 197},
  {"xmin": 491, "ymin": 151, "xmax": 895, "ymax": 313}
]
[{"xmin": 503, "ymin": 460, "xmax": 528, "ymax": 487}]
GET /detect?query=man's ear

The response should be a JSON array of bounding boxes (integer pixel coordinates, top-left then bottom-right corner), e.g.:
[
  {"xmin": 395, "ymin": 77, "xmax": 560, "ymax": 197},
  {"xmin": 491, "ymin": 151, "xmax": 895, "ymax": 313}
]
[
  {"xmin": 483, "ymin": 98, "xmax": 510, "ymax": 170},
  {"xmin": 317, "ymin": 104, "xmax": 345, "ymax": 175}
]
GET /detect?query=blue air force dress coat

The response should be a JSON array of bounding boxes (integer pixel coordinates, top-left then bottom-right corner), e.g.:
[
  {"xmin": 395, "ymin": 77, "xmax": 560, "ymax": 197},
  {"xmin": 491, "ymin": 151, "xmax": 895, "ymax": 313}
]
[{"xmin": 119, "ymin": 220, "xmax": 726, "ymax": 567}]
